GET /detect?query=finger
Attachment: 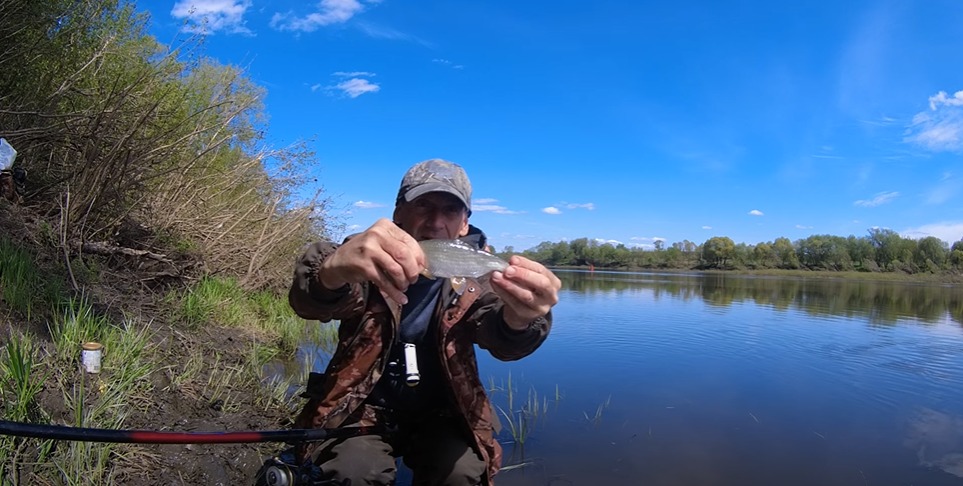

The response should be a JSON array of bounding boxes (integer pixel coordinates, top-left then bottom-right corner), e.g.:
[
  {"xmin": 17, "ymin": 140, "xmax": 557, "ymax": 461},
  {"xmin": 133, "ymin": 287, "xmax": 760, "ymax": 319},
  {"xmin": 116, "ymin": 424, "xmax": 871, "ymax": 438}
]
[
  {"xmin": 507, "ymin": 256, "xmax": 562, "ymax": 290},
  {"xmin": 379, "ymin": 234, "xmax": 424, "ymax": 284},
  {"xmin": 502, "ymin": 266, "xmax": 559, "ymax": 305},
  {"xmin": 369, "ymin": 249, "xmax": 414, "ymax": 296},
  {"xmin": 492, "ymin": 271, "xmax": 545, "ymax": 312},
  {"xmin": 491, "ymin": 274, "xmax": 539, "ymax": 322}
]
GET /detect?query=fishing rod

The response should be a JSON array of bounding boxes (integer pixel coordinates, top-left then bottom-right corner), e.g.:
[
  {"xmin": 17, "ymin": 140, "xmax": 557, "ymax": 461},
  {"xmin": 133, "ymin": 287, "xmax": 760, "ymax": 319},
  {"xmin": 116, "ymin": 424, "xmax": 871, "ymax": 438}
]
[{"xmin": 0, "ymin": 419, "xmax": 373, "ymax": 444}]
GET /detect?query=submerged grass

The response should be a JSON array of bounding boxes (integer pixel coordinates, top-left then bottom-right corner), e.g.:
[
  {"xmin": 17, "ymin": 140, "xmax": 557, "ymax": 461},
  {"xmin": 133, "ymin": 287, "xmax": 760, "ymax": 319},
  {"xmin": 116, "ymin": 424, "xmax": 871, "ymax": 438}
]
[{"xmin": 488, "ymin": 371, "xmax": 560, "ymax": 446}]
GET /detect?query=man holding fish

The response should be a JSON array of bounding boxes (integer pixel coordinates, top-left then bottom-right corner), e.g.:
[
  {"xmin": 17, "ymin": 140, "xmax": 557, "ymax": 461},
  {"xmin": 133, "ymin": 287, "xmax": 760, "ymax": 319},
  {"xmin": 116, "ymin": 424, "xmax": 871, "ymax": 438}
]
[{"xmin": 284, "ymin": 159, "xmax": 561, "ymax": 486}]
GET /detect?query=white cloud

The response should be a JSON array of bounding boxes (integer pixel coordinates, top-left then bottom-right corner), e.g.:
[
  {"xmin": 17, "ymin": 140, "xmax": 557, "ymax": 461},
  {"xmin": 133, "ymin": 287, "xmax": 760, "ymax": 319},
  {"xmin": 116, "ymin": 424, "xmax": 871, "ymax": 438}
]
[
  {"xmin": 335, "ymin": 78, "xmax": 380, "ymax": 98},
  {"xmin": 702, "ymin": 225, "xmax": 712, "ymax": 230},
  {"xmin": 171, "ymin": 0, "xmax": 252, "ymax": 34},
  {"xmin": 333, "ymin": 71, "xmax": 375, "ymax": 78},
  {"xmin": 472, "ymin": 204, "xmax": 521, "ymax": 215},
  {"xmin": 432, "ymin": 58, "xmax": 464, "ymax": 70},
  {"xmin": 795, "ymin": 224, "xmax": 814, "ymax": 230},
  {"xmin": 542, "ymin": 207, "xmax": 561, "ymax": 215},
  {"xmin": 594, "ymin": 238, "xmax": 622, "ymax": 246},
  {"xmin": 854, "ymin": 191, "xmax": 899, "ymax": 207},
  {"xmin": 271, "ymin": 0, "xmax": 365, "ymax": 32},
  {"xmin": 564, "ymin": 202, "xmax": 596, "ymax": 210},
  {"xmin": 471, "ymin": 198, "xmax": 522, "ymax": 215},
  {"xmin": 310, "ymin": 83, "xmax": 322, "ymax": 92},
  {"xmin": 900, "ymin": 222, "xmax": 963, "ymax": 244},
  {"xmin": 905, "ymin": 90, "xmax": 963, "ymax": 152},
  {"xmin": 630, "ymin": 236, "xmax": 666, "ymax": 243},
  {"xmin": 748, "ymin": 209, "xmax": 764, "ymax": 216},
  {"xmin": 353, "ymin": 200, "xmax": 384, "ymax": 209},
  {"xmin": 346, "ymin": 224, "xmax": 361, "ymax": 231}
]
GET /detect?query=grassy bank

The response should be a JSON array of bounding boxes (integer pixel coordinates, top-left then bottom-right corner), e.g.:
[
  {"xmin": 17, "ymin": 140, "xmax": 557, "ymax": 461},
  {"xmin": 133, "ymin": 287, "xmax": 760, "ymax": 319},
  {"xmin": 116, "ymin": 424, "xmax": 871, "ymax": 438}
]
[{"xmin": 0, "ymin": 235, "xmax": 333, "ymax": 485}]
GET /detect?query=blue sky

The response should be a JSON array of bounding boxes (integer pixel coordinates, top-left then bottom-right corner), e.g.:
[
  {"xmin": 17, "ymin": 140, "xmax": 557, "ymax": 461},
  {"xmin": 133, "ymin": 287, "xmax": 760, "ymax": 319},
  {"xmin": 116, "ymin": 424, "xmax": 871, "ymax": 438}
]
[{"xmin": 139, "ymin": 0, "xmax": 963, "ymax": 251}]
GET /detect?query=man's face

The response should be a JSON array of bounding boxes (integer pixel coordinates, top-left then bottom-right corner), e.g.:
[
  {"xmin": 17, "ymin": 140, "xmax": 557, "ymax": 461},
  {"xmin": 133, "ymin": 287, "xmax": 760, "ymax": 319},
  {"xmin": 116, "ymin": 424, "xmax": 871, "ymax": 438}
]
[{"xmin": 394, "ymin": 192, "xmax": 469, "ymax": 241}]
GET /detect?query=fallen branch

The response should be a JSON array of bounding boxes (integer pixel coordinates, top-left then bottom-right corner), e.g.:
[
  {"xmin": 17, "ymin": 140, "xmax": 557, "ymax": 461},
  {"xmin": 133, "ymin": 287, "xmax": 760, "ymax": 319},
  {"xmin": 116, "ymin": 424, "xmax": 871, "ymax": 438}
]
[{"xmin": 69, "ymin": 239, "xmax": 173, "ymax": 264}]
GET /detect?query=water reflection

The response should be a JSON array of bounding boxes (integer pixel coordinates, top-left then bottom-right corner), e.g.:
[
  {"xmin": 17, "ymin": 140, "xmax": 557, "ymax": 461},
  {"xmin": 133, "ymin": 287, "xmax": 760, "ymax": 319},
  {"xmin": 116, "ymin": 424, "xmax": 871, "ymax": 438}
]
[
  {"xmin": 906, "ymin": 407, "xmax": 963, "ymax": 478},
  {"xmin": 560, "ymin": 270, "xmax": 963, "ymax": 326}
]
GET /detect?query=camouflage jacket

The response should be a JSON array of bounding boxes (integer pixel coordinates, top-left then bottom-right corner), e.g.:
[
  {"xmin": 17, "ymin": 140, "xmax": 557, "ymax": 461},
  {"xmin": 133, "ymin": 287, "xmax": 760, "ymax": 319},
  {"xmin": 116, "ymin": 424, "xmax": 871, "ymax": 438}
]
[{"xmin": 288, "ymin": 236, "xmax": 551, "ymax": 484}]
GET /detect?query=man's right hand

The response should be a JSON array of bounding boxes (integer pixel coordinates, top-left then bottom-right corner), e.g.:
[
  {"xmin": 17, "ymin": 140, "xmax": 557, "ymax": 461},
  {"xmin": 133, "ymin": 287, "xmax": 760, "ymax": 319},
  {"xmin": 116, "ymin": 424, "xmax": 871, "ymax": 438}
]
[{"xmin": 317, "ymin": 219, "xmax": 425, "ymax": 305}]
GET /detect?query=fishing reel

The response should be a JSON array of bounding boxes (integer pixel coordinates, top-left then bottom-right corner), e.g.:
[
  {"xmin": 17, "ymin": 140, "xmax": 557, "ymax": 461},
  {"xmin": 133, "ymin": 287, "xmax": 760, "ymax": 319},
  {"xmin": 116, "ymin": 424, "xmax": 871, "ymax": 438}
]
[{"xmin": 258, "ymin": 451, "xmax": 351, "ymax": 486}]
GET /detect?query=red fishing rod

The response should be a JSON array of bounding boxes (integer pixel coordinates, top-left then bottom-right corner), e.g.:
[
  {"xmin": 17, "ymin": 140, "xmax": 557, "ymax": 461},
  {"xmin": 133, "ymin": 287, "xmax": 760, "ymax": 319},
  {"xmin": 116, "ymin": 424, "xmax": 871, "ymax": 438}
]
[{"xmin": 0, "ymin": 419, "xmax": 373, "ymax": 444}]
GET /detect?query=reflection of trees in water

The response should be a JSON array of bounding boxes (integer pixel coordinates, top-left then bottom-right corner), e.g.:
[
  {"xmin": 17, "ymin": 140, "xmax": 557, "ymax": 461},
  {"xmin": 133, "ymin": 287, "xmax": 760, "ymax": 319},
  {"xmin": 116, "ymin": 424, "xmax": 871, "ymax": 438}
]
[{"xmin": 560, "ymin": 271, "xmax": 963, "ymax": 326}]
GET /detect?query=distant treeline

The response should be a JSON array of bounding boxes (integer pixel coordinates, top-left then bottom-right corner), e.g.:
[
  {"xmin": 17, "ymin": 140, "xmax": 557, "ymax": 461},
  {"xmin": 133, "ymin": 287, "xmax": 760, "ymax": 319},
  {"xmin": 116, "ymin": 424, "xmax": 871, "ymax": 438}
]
[{"xmin": 506, "ymin": 229, "xmax": 963, "ymax": 274}]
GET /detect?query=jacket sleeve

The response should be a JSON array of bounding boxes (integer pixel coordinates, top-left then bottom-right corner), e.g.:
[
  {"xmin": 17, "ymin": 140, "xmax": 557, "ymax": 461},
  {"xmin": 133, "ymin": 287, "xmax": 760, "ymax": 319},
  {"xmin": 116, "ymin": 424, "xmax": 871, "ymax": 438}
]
[
  {"xmin": 469, "ymin": 288, "xmax": 552, "ymax": 361},
  {"xmin": 288, "ymin": 240, "xmax": 366, "ymax": 322}
]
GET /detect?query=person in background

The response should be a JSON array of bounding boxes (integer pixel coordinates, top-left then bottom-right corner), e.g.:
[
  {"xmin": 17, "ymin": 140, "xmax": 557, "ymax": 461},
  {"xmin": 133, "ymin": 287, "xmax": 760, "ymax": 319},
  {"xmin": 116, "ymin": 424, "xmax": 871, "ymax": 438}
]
[{"xmin": 287, "ymin": 158, "xmax": 560, "ymax": 485}]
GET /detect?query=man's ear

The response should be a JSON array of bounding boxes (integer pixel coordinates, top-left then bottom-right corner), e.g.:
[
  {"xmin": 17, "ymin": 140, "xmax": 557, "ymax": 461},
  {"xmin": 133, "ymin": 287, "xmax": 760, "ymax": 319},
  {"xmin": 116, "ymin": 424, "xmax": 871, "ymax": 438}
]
[{"xmin": 458, "ymin": 216, "xmax": 469, "ymax": 237}]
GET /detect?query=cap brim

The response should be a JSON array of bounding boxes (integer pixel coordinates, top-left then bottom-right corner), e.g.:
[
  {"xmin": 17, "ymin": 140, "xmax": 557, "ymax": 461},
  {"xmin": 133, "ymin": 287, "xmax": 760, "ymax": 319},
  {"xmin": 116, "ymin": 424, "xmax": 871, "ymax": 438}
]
[{"xmin": 403, "ymin": 183, "xmax": 470, "ymax": 210}]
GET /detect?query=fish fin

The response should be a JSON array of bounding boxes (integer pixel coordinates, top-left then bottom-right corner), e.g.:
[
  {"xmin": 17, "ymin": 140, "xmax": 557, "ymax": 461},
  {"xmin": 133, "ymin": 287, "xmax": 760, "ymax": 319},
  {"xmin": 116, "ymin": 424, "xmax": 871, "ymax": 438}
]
[{"xmin": 420, "ymin": 268, "xmax": 437, "ymax": 280}]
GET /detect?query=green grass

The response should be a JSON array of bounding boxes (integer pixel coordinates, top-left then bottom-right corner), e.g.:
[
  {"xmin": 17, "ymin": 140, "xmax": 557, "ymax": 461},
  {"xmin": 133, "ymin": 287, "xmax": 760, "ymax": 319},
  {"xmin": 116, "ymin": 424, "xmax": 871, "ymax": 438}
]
[
  {"xmin": 169, "ymin": 276, "xmax": 326, "ymax": 354},
  {"xmin": 0, "ymin": 332, "xmax": 54, "ymax": 481},
  {"xmin": 43, "ymin": 301, "xmax": 155, "ymax": 484},
  {"xmin": 0, "ymin": 237, "xmax": 63, "ymax": 319}
]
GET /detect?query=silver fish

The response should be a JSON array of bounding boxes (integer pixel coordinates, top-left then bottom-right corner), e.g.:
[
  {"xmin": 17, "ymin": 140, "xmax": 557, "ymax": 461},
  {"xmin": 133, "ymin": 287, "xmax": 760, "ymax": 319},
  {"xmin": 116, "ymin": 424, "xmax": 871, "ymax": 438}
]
[{"xmin": 419, "ymin": 239, "xmax": 509, "ymax": 279}]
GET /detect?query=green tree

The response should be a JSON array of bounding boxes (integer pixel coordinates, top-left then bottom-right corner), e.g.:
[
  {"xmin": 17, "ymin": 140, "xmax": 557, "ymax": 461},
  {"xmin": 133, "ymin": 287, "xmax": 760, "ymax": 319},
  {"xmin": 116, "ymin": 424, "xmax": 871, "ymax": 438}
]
[
  {"xmin": 701, "ymin": 236, "xmax": 736, "ymax": 268},
  {"xmin": 915, "ymin": 236, "xmax": 947, "ymax": 271},
  {"xmin": 772, "ymin": 237, "xmax": 800, "ymax": 269}
]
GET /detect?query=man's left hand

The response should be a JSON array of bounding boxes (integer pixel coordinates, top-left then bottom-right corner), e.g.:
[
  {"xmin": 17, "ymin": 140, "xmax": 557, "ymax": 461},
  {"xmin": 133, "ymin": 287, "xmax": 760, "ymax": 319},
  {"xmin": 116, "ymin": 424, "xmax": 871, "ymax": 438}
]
[{"xmin": 491, "ymin": 256, "xmax": 562, "ymax": 330}]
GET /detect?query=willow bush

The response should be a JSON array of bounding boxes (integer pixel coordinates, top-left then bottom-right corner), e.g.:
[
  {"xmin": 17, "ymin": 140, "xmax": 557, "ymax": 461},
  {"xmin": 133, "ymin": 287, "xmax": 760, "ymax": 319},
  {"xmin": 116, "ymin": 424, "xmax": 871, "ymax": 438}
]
[{"xmin": 0, "ymin": 0, "xmax": 333, "ymax": 291}]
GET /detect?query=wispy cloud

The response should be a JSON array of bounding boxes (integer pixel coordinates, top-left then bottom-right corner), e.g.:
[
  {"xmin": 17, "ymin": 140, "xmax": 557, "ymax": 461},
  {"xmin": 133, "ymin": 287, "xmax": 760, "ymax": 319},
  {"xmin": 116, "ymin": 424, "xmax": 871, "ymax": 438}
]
[
  {"xmin": 353, "ymin": 200, "xmax": 384, "ymax": 209},
  {"xmin": 905, "ymin": 90, "xmax": 963, "ymax": 152},
  {"xmin": 472, "ymin": 199, "xmax": 523, "ymax": 215},
  {"xmin": 702, "ymin": 225, "xmax": 712, "ymax": 230},
  {"xmin": 318, "ymin": 77, "xmax": 379, "ymax": 98},
  {"xmin": 271, "ymin": 0, "xmax": 366, "ymax": 32},
  {"xmin": 432, "ymin": 58, "xmax": 465, "ymax": 70},
  {"xmin": 472, "ymin": 198, "xmax": 522, "ymax": 215},
  {"xmin": 594, "ymin": 238, "xmax": 622, "ymax": 246},
  {"xmin": 542, "ymin": 207, "xmax": 561, "ymax": 215},
  {"xmin": 333, "ymin": 71, "xmax": 375, "ymax": 78},
  {"xmin": 925, "ymin": 172, "xmax": 961, "ymax": 205},
  {"xmin": 854, "ymin": 191, "xmax": 899, "ymax": 207},
  {"xmin": 564, "ymin": 202, "xmax": 596, "ymax": 210},
  {"xmin": 356, "ymin": 21, "xmax": 430, "ymax": 45},
  {"xmin": 900, "ymin": 221, "xmax": 963, "ymax": 244},
  {"xmin": 748, "ymin": 209, "xmax": 764, "ymax": 216},
  {"xmin": 795, "ymin": 224, "xmax": 814, "ymax": 230},
  {"xmin": 171, "ymin": 0, "xmax": 252, "ymax": 34}
]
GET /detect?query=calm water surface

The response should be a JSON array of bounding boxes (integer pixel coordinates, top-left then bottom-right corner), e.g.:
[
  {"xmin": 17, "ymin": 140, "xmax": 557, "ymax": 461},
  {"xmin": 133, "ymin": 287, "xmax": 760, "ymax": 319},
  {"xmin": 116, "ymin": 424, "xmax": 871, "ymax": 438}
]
[{"xmin": 302, "ymin": 271, "xmax": 963, "ymax": 485}]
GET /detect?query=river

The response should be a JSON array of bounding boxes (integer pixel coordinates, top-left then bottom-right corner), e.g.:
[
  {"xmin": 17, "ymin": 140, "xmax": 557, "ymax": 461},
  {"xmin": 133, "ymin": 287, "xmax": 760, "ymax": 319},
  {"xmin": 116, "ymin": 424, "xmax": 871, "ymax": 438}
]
[{"xmin": 301, "ymin": 270, "xmax": 963, "ymax": 485}]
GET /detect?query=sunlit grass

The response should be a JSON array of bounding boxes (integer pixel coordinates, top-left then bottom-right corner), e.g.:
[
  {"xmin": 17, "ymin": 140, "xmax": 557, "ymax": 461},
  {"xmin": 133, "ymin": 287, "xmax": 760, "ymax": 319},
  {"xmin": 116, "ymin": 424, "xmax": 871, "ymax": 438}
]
[
  {"xmin": 169, "ymin": 276, "xmax": 330, "ymax": 355},
  {"xmin": 44, "ymin": 301, "xmax": 155, "ymax": 484}
]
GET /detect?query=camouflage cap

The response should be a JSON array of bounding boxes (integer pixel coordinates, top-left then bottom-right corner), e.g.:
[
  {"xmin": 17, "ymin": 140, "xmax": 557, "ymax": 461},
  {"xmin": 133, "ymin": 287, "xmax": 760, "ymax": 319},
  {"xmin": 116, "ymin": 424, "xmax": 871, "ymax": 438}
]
[{"xmin": 396, "ymin": 159, "xmax": 472, "ymax": 214}]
